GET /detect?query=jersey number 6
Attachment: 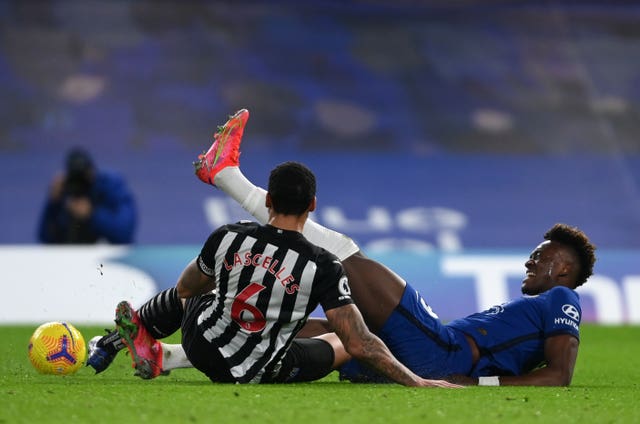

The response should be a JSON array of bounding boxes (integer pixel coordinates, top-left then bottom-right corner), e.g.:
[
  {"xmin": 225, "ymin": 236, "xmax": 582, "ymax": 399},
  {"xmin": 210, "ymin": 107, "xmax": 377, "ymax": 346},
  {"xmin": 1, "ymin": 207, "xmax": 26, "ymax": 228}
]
[{"xmin": 231, "ymin": 282, "xmax": 267, "ymax": 332}]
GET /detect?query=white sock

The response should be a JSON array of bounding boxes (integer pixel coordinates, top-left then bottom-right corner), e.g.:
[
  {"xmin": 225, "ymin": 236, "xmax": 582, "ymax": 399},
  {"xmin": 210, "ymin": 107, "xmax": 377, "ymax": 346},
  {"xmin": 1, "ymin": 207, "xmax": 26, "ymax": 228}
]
[
  {"xmin": 215, "ymin": 167, "xmax": 269, "ymax": 224},
  {"xmin": 214, "ymin": 166, "xmax": 360, "ymax": 261},
  {"xmin": 161, "ymin": 343, "xmax": 193, "ymax": 370}
]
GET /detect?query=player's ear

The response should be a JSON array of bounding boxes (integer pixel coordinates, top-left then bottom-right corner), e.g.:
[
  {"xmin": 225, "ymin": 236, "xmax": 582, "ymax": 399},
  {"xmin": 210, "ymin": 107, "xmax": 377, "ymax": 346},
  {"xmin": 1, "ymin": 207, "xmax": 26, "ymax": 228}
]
[
  {"xmin": 308, "ymin": 196, "xmax": 317, "ymax": 212},
  {"xmin": 265, "ymin": 193, "xmax": 273, "ymax": 208}
]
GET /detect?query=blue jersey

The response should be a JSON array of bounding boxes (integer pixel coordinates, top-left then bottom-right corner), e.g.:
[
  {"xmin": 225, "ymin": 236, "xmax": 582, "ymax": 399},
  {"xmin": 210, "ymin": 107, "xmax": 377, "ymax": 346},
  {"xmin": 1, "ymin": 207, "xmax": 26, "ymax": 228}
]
[{"xmin": 447, "ymin": 286, "xmax": 581, "ymax": 377}]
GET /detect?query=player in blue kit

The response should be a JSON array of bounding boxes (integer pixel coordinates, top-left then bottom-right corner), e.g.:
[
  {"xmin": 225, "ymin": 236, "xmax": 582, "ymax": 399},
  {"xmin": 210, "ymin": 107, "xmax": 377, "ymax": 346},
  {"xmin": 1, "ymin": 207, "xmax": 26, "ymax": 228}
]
[
  {"xmin": 88, "ymin": 109, "xmax": 596, "ymax": 387},
  {"xmin": 337, "ymin": 235, "xmax": 586, "ymax": 385}
]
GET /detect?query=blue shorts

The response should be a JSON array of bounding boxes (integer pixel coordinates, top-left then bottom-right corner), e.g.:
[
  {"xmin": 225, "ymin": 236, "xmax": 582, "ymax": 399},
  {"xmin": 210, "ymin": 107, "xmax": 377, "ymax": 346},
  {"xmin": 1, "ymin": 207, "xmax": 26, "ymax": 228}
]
[{"xmin": 340, "ymin": 283, "xmax": 473, "ymax": 381}]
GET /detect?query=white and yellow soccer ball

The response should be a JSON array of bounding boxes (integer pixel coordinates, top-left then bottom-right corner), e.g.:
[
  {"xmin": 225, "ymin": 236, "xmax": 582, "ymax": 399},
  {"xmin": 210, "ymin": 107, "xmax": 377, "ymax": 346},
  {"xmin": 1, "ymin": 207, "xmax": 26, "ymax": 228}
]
[{"xmin": 28, "ymin": 322, "xmax": 87, "ymax": 375}]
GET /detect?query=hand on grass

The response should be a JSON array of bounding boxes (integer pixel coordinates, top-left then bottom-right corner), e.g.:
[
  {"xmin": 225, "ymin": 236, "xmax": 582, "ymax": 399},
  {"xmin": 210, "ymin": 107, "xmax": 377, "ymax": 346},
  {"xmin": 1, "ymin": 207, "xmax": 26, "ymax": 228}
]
[{"xmin": 418, "ymin": 378, "xmax": 464, "ymax": 388}]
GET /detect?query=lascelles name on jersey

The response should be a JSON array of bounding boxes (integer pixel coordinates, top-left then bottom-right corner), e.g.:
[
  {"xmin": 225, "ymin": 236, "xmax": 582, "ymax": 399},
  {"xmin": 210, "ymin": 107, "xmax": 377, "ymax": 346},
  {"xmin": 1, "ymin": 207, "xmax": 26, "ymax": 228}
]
[{"xmin": 223, "ymin": 250, "xmax": 298, "ymax": 294}]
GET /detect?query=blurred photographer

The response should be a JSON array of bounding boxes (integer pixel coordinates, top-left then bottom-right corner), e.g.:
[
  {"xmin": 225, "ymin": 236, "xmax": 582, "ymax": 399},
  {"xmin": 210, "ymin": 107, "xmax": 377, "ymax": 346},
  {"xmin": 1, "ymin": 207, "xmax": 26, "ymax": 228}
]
[{"xmin": 37, "ymin": 147, "xmax": 137, "ymax": 244}]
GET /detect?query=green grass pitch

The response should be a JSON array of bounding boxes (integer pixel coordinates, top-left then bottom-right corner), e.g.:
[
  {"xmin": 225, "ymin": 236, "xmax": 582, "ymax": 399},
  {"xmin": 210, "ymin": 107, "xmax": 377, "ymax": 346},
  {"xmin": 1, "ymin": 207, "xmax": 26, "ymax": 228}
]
[{"xmin": 1, "ymin": 324, "xmax": 639, "ymax": 423}]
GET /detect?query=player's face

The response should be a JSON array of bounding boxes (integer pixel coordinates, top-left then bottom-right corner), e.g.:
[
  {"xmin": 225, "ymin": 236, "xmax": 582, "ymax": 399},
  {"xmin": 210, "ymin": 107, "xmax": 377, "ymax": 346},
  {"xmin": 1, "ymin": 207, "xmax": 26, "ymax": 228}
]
[{"xmin": 521, "ymin": 241, "xmax": 567, "ymax": 295}]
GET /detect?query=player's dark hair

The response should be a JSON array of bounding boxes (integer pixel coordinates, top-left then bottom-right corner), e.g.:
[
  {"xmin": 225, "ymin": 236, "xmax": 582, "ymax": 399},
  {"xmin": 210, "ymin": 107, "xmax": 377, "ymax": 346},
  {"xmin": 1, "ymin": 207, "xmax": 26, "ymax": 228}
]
[
  {"xmin": 268, "ymin": 161, "xmax": 316, "ymax": 216},
  {"xmin": 544, "ymin": 223, "xmax": 596, "ymax": 287}
]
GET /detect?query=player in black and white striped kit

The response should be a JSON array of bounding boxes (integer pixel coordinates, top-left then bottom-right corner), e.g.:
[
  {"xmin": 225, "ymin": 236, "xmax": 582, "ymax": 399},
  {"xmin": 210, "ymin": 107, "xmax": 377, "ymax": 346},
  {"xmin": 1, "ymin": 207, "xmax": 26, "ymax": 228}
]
[{"xmin": 185, "ymin": 217, "xmax": 353, "ymax": 383}]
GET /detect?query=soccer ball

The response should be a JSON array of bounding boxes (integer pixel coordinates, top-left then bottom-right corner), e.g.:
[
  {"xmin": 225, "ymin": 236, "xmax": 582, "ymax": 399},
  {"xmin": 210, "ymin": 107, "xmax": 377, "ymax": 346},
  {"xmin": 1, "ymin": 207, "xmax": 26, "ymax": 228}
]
[{"xmin": 28, "ymin": 321, "xmax": 87, "ymax": 375}]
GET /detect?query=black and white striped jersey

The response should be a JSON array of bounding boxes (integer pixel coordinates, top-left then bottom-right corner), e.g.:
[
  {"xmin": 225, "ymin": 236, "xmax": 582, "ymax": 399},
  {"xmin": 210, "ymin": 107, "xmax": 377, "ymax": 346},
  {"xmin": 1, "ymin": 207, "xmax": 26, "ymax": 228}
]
[{"xmin": 195, "ymin": 221, "xmax": 353, "ymax": 383}]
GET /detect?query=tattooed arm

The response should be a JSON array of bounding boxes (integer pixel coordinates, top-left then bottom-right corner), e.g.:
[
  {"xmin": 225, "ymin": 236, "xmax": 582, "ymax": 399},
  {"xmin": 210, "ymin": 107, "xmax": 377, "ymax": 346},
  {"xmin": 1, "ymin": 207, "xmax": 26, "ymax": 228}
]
[{"xmin": 325, "ymin": 304, "xmax": 460, "ymax": 388}]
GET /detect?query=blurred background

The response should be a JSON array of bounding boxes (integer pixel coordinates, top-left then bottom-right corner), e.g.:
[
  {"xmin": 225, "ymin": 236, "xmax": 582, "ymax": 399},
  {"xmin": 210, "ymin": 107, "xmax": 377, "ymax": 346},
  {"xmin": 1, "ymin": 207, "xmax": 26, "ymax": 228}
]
[{"xmin": 1, "ymin": 0, "xmax": 638, "ymax": 323}]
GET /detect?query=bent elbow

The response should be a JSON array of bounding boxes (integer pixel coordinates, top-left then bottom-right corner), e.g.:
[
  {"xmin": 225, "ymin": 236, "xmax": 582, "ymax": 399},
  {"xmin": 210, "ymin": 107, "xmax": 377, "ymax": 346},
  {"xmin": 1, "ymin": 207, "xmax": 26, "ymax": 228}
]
[
  {"xmin": 548, "ymin": 370, "xmax": 573, "ymax": 387},
  {"xmin": 558, "ymin": 367, "xmax": 574, "ymax": 387}
]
